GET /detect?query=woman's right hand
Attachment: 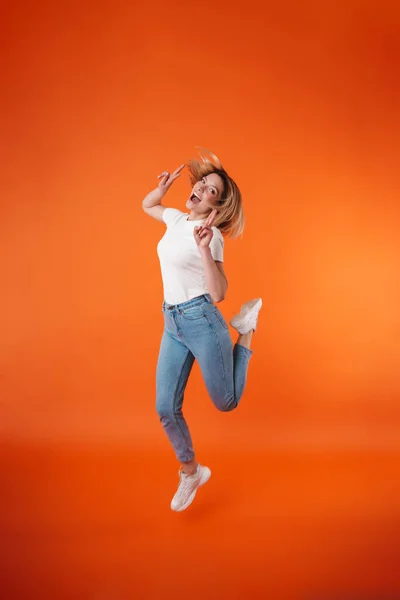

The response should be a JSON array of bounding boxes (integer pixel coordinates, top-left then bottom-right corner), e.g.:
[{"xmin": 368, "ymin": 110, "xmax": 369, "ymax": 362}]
[{"xmin": 157, "ymin": 164, "xmax": 185, "ymax": 195}]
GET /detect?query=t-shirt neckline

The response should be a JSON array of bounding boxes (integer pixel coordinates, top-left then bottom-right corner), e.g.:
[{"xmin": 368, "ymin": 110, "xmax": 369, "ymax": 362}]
[{"xmin": 185, "ymin": 214, "xmax": 204, "ymax": 223}]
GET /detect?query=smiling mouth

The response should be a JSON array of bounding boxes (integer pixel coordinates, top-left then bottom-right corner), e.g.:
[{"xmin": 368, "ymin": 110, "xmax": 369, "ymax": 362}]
[{"xmin": 190, "ymin": 193, "xmax": 201, "ymax": 203}]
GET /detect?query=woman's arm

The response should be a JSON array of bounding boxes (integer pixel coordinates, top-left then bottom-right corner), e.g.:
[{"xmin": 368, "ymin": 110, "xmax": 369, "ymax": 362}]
[
  {"xmin": 142, "ymin": 188, "xmax": 166, "ymax": 222},
  {"xmin": 142, "ymin": 164, "xmax": 185, "ymax": 222},
  {"xmin": 199, "ymin": 249, "xmax": 228, "ymax": 303},
  {"xmin": 194, "ymin": 209, "xmax": 228, "ymax": 303}
]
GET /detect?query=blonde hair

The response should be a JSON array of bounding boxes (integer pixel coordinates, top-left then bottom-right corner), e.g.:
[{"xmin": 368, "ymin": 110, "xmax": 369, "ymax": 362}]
[{"xmin": 187, "ymin": 148, "xmax": 244, "ymax": 238}]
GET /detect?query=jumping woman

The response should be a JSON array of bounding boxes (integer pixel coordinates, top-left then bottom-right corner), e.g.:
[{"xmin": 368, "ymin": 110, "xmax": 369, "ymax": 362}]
[{"xmin": 142, "ymin": 150, "xmax": 262, "ymax": 511}]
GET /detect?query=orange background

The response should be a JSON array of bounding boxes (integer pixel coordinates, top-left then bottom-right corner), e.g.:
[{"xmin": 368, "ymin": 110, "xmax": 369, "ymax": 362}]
[{"xmin": 1, "ymin": 1, "xmax": 400, "ymax": 598}]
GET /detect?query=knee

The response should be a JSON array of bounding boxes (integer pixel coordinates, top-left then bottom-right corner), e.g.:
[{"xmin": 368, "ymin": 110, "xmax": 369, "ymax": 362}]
[
  {"xmin": 156, "ymin": 403, "xmax": 171, "ymax": 421},
  {"xmin": 156, "ymin": 399, "xmax": 180, "ymax": 421},
  {"xmin": 215, "ymin": 394, "xmax": 237, "ymax": 413}
]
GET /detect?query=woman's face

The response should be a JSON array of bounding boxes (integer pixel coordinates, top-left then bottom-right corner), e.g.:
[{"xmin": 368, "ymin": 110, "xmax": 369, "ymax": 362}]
[{"xmin": 186, "ymin": 173, "xmax": 224, "ymax": 215}]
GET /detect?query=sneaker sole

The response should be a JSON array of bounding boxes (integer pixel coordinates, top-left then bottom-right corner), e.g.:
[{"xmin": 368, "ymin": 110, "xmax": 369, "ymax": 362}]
[{"xmin": 172, "ymin": 468, "xmax": 211, "ymax": 512}]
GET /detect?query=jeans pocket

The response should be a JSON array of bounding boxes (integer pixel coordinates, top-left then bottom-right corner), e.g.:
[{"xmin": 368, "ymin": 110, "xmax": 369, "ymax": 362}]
[{"xmin": 180, "ymin": 304, "xmax": 205, "ymax": 320}]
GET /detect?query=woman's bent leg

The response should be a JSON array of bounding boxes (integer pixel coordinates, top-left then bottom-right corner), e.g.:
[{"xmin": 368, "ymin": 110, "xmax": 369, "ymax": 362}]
[
  {"xmin": 197, "ymin": 338, "xmax": 252, "ymax": 412},
  {"xmin": 180, "ymin": 303, "xmax": 253, "ymax": 412},
  {"xmin": 156, "ymin": 329, "xmax": 195, "ymax": 463}
]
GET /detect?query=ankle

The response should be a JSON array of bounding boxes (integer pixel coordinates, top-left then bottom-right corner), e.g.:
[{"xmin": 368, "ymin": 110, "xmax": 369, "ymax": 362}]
[
  {"xmin": 181, "ymin": 462, "xmax": 198, "ymax": 476},
  {"xmin": 237, "ymin": 330, "xmax": 253, "ymax": 349}
]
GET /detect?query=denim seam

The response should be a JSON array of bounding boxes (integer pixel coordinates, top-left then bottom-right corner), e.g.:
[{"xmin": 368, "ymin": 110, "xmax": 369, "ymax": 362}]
[
  {"xmin": 233, "ymin": 344, "xmax": 252, "ymax": 400},
  {"xmin": 169, "ymin": 343, "xmax": 195, "ymax": 459},
  {"xmin": 203, "ymin": 312, "xmax": 229, "ymax": 399},
  {"xmin": 214, "ymin": 308, "xmax": 229, "ymax": 331}
]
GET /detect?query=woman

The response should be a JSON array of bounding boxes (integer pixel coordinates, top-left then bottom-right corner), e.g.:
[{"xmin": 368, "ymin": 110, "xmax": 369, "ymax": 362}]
[{"xmin": 142, "ymin": 151, "xmax": 262, "ymax": 512}]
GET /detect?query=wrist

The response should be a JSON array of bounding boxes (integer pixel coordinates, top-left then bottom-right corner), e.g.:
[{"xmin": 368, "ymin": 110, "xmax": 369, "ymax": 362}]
[
  {"xmin": 154, "ymin": 187, "xmax": 167, "ymax": 200},
  {"xmin": 199, "ymin": 246, "xmax": 212, "ymax": 258}
]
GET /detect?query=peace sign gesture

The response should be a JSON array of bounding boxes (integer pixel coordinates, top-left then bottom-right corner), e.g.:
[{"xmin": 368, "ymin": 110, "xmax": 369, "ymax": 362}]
[
  {"xmin": 194, "ymin": 209, "xmax": 218, "ymax": 250},
  {"xmin": 157, "ymin": 164, "xmax": 185, "ymax": 195}
]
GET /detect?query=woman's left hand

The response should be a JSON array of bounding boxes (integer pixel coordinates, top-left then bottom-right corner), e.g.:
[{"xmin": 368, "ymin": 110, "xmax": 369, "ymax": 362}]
[{"xmin": 194, "ymin": 210, "xmax": 218, "ymax": 250}]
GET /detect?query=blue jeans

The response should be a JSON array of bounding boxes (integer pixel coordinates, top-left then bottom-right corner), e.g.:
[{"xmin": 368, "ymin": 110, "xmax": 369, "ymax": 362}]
[{"xmin": 156, "ymin": 294, "xmax": 253, "ymax": 463}]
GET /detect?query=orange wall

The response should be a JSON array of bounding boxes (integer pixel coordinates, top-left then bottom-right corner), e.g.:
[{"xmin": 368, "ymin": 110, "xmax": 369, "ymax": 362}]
[{"xmin": 1, "ymin": 0, "xmax": 400, "ymax": 448}]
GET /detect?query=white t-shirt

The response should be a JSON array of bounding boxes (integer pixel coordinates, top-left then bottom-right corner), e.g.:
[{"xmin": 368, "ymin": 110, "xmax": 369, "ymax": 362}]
[{"xmin": 157, "ymin": 208, "xmax": 224, "ymax": 305}]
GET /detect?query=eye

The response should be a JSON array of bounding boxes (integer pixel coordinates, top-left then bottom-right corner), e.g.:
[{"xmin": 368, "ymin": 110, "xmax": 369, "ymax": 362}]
[{"xmin": 210, "ymin": 188, "xmax": 215, "ymax": 195}]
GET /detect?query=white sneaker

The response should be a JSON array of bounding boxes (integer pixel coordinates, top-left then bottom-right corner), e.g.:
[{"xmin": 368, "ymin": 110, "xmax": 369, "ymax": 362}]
[
  {"xmin": 229, "ymin": 298, "xmax": 263, "ymax": 334},
  {"xmin": 171, "ymin": 464, "xmax": 211, "ymax": 512}
]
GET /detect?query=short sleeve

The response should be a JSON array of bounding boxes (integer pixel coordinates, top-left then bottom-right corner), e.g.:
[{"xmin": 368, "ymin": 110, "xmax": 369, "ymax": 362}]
[
  {"xmin": 210, "ymin": 228, "xmax": 224, "ymax": 262},
  {"xmin": 162, "ymin": 208, "xmax": 185, "ymax": 227}
]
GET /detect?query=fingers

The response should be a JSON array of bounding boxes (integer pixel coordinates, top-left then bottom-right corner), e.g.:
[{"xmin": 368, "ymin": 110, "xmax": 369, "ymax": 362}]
[
  {"xmin": 157, "ymin": 171, "xmax": 175, "ymax": 188},
  {"xmin": 170, "ymin": 164, "xmax": 185, "ymax": 183},
  {"xmin": 194, "ymin": 225, "xmax": 213, "ymax": 250},
  {"xmin": 194, "ymin": 225, "xmax": 212, "ymax": 239},
  {"xmin": 157, "ymin": 164, "xmax": 185, "ymax": 187},
  {"xmin": 197, "ymin": 209, "xmax": 218, "ymax": 235},
  {"xmin": 173, "ymin": 163, "xmax": 186, "ymax": 176},
  {"xmin": 157, "ymin": 164, "xmax": 185, "ymax": 178},
  {"xmin": 204, "ymin": 209, "xmax": 218, "ymax": 228}
]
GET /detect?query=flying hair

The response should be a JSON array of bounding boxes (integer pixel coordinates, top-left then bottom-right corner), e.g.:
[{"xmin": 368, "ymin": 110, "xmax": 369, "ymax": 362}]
[{"xmin": 187, "ymin": 147, "xmax": 245, "ymax": 238}]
